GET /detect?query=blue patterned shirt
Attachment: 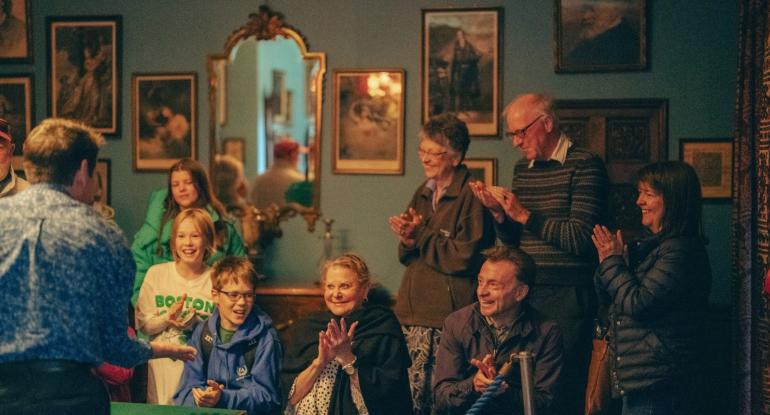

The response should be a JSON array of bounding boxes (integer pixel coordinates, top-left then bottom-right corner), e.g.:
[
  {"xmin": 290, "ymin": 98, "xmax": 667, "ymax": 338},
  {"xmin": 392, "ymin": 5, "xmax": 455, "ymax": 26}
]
[{"xmin": 0, "ymin": 184, "xmax": 153, "ymax": 367}]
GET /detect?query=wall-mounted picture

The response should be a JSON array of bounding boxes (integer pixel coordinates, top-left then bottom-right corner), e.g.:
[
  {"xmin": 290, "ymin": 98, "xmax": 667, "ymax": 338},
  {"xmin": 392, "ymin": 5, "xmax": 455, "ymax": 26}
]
[
  {"xmin": 465, "ymin": 158, "xmax": 497, "ymax": 185},
  {"xmin": 333, "ymin": 69, "xmax": 405, "ymax": 175},
  {"xmin": 48, "ymin": 16, "xmax": 121, "ymax": 134},
  {"xmin": 555, "ymin": 0, "xmax": 647, "ymax": 72},
  {"xmin": 222, "ymin": 137, "xmax": 245, "ymax": 164},
  {"xmin": 423, "ymin": 7, "xmax": 501, "ymax": 137},
  {"xmin": 0, "ymin": 74, "xmax": 32, "ymax": 169},
  {"xmin": 680, "ymin": 139, "xmax": 733, "ymax": 200},
  {"xmin": 0, "ymin": 0, "xmax": 31, "ymax": 62},
  {"xmin": 132, "ymin": 72, "xmax": 196, "ymax": 171},
  {"xmin": 94, "ymin": 158, "xmax": 111, "ymax": 205}
]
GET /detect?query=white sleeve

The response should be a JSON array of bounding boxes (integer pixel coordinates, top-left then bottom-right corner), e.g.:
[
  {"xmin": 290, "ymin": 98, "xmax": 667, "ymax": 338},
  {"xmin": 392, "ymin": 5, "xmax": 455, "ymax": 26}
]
[{"xmin": 135, "ymin": 264, "xmax": 170, "ymax": 336}]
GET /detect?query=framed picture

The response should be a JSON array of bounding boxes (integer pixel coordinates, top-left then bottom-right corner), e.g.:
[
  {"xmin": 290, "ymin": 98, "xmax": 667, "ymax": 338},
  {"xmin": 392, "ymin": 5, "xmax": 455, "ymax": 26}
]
[
  {"xmin": 680, "ymin": 139, "xmax": 733, "ymax": 200},
  {"xmin": 0, "ymin": 74, "xmax": 33, "ymax": 170},
  {"xmin": 132, "ymin": 72, "xmax": 197, "ymax": 171},
  {"xmin": 555, "ymin": 0, "xmax": 647, "ymax": 73},
  {"xmin": 47, "ymin": 16, "xmax": 121, "ymax": 135},
  {"xmin": 422, "ymin": 7, "xmax": 502, "ymax": 137},
  {"xmin": 94, "ymin": 158, "xmax": 111, "ymax": 205},
  {"xmin": 555, "ymin": 98, "xmax": 667, "ymax": 240},
  {"xmin": 465, "ymin": 158, "xmax": 497, "ymax": 185},
  {"xmin": 0, "ymin": 0, "xmax": 32, "ymax": 62},
  {"xmin": 222, "ymin": 137, "xmax": 245, "ymax": 164},
  {"xmin": 333, "ymin": 69, "xmax": 405, "ymax": 175}
]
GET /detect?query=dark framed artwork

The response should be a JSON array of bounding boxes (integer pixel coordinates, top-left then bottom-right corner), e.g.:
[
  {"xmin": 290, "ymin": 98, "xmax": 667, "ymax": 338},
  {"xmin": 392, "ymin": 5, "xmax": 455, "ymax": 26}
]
[
  {"xmin": 0, "ymin": 0, "xmax": 32, "ymax": 62},
  {"xmin": 465, "ymin": 158, "xmax": 497, "ymax": 185},
  {"xmin": 422, "ymin": 7, "xmax": 502, "ymax": 137},
  {"xmin": 555, "ymin": 0, "xmax": 647, "ymax": 73},
  {"xmin": 94, "ymin": 158, "xmax": 111, "ymax": 205},
  {"xmin": 0, "ymin": 74, "xmax": 33, "ymax": 170},
  {"xmin": 555, "ymin": 98, "xmax": 667, "ymax": 240},
  {"xmin": 132, "ymin": 72, "xmax": 197, "ymax": 171},
  {"xmin": 47, "ymin": 16, "xmax": 121, "ymax": 135},
  {"xmin": 222, "ymin": 137, "xmax": 245, "ymax": 164},
  {"xmin": 333, "ymin": 69, "xmax": 405, "ymax": 175},
  {"xmin": 680, "ymin": 139, "xmax": 733, "ymax": 200}
]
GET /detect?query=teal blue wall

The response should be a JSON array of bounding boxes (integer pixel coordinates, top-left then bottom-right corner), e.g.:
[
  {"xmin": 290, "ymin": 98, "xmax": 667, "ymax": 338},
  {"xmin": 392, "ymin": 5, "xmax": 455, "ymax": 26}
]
[{"xmin": 8, "ymin": 1, "xmax": 737, "ymax": 304}]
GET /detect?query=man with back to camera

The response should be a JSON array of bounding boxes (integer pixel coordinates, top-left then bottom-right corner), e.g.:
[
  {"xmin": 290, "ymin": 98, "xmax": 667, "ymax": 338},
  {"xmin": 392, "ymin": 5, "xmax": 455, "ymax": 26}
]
[
  {"xmin": 0, "ymin": 117, "xmax": 28, "ymax": 198},
  {"xmin": 433, "ymin": 246, "xmax": 563, "ymax": 414},
  {"xmin": 0, "ymin": 118, "xmax": 197, "ymax": 414},
  {"xmin": 470, "ymin": 93, "xmax": 609, "ymax": 414}
]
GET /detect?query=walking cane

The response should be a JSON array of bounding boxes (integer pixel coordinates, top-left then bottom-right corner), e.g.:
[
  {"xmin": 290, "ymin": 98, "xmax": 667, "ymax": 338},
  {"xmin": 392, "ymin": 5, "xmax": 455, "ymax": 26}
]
[{"xmin": 465, "ymin": 351, "xmax": 536, "ymax": 415}]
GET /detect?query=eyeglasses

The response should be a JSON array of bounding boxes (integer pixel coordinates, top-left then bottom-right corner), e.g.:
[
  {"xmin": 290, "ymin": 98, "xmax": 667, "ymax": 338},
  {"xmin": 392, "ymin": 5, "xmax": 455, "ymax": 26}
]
[
  {"xmin": 418, "ymin": 148, "xmax": 448, "ymax": 160},
  {"xmin": 505, "ymin": 115, "xmax": 544, "ymax": 140},
  {"xmin": 216, "ymin": 289, "xmax": 256, "ymax": 302}
]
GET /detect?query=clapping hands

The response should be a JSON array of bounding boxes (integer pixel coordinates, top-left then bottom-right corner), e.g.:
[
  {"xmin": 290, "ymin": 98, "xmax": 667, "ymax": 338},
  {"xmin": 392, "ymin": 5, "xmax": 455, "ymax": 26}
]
[
  {"xmin": 591, "ymin": 225, "xmax": 627, "ymax": 263},
  {"xmin": 388, "ymin": 208, "xmax": 422, "ymax": 248},
  {"xmin": 469, "ymin": 182, "xmax": 529, "ymax": 224},
  {"xmin": 470, "ymin": 354, "xmax": 508, "ymax": 395},
  {"xmin": 317, "ymin": 317, "xmax": 359, "ymax": 367},
  {"xmin": 192, "ymin": 380, "xmax": 223, "ymax": 408}
]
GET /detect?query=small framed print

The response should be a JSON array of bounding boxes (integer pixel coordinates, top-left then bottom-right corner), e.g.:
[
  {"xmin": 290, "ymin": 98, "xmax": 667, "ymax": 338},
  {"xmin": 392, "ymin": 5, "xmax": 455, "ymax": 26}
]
[
  {"xmin": 465, "ymin": 158, "xmax": 497, "ymax": 185},
  {"xmin": 555, "ymin": 0, "xmax": 647, "ymax": 73},
  {"xmin": 94, "ymin": 158, "xmax": 111, "ymax": 205},
  {"xmin": 423, "ymin": 7, "xmax": 502, "ymax": 137},
  {"xmin": 0, "ymin": 0, "xmax": 32, "ymax": 63},
  {"xmin": 333, "ymin": 69, "xmax": 405, "ymax": 175},
  {"xmin": 0, "ymin": 74, "xmax": 33, "ymax": 170},
  {"xmin": 132, "ymin": 72, "xmax": 197, "ymax": 171},
  {"xmin": 47, "ymin": 16, "xmax": 121, "ymax": 134},
  {"xmin": 680, "ymin": 139, "xmax": 733, "ymax": 200}
]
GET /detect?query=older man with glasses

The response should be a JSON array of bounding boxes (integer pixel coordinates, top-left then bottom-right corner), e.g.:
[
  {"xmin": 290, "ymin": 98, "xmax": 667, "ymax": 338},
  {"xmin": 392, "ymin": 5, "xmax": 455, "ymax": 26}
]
[{"xmin": 470, "ymin": 93, "xmax": 609, "ymax": 415}]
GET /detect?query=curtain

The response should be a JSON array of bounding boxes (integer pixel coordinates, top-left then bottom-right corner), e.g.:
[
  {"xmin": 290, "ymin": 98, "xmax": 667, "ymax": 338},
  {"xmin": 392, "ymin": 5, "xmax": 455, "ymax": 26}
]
[{"xmin": 734, "ymin": 0, "xmax": 770, "ymax": 414}]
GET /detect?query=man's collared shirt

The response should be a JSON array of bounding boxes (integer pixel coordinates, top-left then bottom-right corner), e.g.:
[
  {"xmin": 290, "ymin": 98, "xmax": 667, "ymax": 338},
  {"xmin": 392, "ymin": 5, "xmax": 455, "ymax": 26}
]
[
  {"xmin": 528, "ymin": 132, "xmax": 572, "ymax": 168},
  {"xmin": 0, "ymin": 184, "xmax": 152, "ymax": 367}
]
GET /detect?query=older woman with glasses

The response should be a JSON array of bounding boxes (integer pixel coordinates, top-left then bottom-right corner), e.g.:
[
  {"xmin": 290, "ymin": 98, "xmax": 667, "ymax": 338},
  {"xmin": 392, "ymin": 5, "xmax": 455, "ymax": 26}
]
[{"xmin": 387, "ymin": 113, "xmax": 496, "ymax": 414}]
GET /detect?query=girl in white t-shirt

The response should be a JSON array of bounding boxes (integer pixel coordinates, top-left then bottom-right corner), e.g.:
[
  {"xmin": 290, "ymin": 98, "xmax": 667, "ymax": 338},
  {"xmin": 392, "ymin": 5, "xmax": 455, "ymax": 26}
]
[{"xmin": 136, "ymin": 208, "xmax": 218, "ymax": 405}]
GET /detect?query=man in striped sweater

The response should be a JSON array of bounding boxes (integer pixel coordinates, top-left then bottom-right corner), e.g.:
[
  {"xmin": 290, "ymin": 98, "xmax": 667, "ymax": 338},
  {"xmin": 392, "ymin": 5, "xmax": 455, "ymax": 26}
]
[{"xmin": 470, "ymin": 93, "xmax": 608, "ymax": 415}]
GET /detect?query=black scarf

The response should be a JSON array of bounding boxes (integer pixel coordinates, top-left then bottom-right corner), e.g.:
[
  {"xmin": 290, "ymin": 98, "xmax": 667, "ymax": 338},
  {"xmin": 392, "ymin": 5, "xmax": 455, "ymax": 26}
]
[{"xmin": 282, "ymin": 304, "xmax": 413, "ymax": 415}]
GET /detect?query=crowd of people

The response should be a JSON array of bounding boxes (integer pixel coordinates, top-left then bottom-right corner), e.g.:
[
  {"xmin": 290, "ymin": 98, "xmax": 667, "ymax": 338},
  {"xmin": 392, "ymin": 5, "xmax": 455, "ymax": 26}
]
[{"xmin": 0, "ymin": 91, "xmax": 712, "ymax": 415}]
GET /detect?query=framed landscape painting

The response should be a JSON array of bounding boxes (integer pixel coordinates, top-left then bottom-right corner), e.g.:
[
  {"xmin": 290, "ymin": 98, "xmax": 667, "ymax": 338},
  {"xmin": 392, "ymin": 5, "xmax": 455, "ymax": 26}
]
[
  {"xmin": 132, "ymin": 72, "xmax": 196, "ymax": 171},
  {"xmin": 0, "ymin": 0, "xmax": 32, "ymax": 63},
  {"xmin": 48, "ymin": 16, "xmax": 121, "ymax": 134},
  {"xmin": 422, "ymin": 7, "xmax": 501, "ymax": 137},
  {"xmin": 333, "ymin": 69, "xmax": 405, "ymax": 175},
  {"xmin": 0, "ymin": 74, "xmax": 33, "ymax": 169}
]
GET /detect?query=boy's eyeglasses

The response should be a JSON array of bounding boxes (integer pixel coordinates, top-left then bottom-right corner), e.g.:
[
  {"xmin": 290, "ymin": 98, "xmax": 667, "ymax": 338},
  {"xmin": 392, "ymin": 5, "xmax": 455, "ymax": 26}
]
[{"xmin": 216, "ymin": 289, "xmax": 256, "ymax": 302}]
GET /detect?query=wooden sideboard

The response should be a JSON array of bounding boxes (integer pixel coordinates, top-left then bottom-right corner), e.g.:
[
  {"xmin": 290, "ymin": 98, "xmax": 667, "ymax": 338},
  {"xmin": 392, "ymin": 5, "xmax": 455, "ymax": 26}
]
[{"xmin": 253, "ymin": 281, "xmax": 326, "ymax": 343}]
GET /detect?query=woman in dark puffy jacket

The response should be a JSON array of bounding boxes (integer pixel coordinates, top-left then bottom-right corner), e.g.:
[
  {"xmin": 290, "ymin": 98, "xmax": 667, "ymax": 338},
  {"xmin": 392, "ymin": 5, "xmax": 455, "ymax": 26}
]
[{"xmin": 591, "ymin": 161, "xmax": 711, "ymax": 415}]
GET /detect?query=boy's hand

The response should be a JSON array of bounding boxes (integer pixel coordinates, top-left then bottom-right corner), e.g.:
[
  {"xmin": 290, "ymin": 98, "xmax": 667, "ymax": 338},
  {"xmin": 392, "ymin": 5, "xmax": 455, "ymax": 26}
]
[{"xmin": 193, "ymin": 380, "xmax": 223, "ymax": 407}]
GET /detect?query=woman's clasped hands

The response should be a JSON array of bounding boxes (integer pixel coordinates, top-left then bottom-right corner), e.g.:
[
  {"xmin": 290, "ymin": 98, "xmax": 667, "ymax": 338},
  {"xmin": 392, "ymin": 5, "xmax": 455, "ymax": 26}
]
[{"xmin": 318, "ymin": 318, "xmax": 359, "ymax": 367}]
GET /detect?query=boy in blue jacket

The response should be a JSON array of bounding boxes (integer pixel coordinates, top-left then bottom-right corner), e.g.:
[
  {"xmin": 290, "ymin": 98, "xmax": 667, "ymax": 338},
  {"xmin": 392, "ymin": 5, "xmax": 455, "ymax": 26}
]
[{"xmin": 174, "ymin": 256, "xmax": 281, "ymax": 414}]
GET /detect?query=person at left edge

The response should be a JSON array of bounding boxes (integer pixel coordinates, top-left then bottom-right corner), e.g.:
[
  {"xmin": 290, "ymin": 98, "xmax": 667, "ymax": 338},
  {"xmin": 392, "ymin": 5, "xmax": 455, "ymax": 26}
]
[
  {"xmin": 0, "ymin": 117, "xmax": 28, "ymax": 198},
  {"xmin": 131, "ymin": 158, "xmax": 246, "ymax": 305},
  {"xmin": 0, "ymin": 118, "xmax": 197, "ymax": 415}
]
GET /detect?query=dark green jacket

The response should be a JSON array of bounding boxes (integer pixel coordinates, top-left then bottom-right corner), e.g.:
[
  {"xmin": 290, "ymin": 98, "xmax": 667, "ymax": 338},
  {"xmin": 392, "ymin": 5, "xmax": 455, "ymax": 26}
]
[{"xmin": 130, "ymin": 188, "xmax": 246, "ymax": 304}]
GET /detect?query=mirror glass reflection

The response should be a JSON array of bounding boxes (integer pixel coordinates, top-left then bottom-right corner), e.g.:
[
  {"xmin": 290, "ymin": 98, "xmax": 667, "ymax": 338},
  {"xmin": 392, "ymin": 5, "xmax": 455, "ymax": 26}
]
[{"xmin": 210, "ymin": 32, "xmax": 322, "ymax": 213}]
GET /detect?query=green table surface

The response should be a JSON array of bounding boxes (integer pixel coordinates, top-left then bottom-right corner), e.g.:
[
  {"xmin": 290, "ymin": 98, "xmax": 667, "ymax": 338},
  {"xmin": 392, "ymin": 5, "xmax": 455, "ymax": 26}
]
[{"xmin": 110, "ymin": 402, "xmax": 246, "ymax": 415}]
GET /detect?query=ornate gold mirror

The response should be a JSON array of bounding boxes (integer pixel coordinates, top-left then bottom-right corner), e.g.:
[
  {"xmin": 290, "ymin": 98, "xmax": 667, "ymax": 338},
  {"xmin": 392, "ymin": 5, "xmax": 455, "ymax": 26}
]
[{"xmin": 207, "ymin": 6, "xmax": 325, "ymax": 252}]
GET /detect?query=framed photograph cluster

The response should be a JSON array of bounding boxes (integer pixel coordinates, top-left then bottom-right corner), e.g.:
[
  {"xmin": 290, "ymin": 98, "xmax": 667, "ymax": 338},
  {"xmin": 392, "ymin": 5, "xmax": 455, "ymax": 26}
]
[
  {"xmin": 333, "ymin": 69, "xmax": 405, "ymax": 175},
  {"xmin": 0, "ymin": 0, "xmax": 32, "ymax": 63},
  {"xmin": 680, "ymin": 139, "xmax": 733, "ymax": 200},
  {"xmin": 0, "ymin": 74, "xmax": 33, "ymax": 170},
  {"xmin": 47, "ymin": 16, "xmax": 121, "ymax": 135},
  {"xmin": 555, "ymin": 0, "xmax": 647, "ymax": 73},
  {"xmin": 422, "ymin": 7, "xmax": 502, "ymax": 137},
  {"xmin": 132, "ymin": 72, "xmax": 197, "ymax": 171}
]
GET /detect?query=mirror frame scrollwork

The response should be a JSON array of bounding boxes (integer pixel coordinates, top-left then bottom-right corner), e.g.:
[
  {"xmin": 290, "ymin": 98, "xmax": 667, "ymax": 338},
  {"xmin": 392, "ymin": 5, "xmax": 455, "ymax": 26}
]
[{"xmin": 207, "ymin": 6, "xmax": 325, "ymax": 244}]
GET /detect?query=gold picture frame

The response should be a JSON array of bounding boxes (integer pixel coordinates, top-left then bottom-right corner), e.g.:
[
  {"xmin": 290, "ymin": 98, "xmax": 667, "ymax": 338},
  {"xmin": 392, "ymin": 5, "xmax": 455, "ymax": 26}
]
[
  {"xmin": 680, "ymin": 139, "xmax": 733, "ymax": 200},
  {"xmin": 333, "ymin": 69, "xmax": 405, "ymax": 175},
  {"xmin": 464, "ymin": 158, "xmax": 497, "ymax": 185}
]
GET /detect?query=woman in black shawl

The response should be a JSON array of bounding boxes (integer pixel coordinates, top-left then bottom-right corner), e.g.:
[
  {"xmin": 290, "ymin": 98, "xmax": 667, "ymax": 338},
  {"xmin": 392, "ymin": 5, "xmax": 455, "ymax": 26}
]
[{"xmin": 282, "ymin": 254, "xmax": 412, "ymax": 415}]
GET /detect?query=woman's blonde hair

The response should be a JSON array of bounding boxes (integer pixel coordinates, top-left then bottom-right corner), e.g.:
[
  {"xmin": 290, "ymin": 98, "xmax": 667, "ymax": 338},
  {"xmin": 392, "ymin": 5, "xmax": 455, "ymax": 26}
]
[
  {"xmin": 169, "ymin": 208, "xmax": 217, "ymax": 262},
  {"xmin": 320, "ymin": 253, "xmax": 373, "ymax": 291}
]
